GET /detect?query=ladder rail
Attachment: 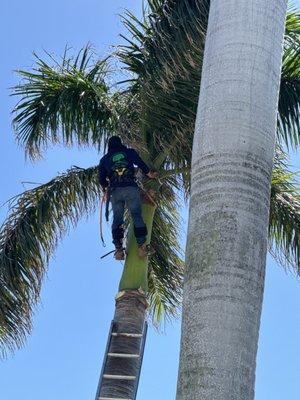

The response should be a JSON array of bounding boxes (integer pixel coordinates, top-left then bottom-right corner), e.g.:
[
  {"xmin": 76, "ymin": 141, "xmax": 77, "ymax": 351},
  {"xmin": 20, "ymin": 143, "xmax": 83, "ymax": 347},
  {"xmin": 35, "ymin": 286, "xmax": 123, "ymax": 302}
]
[
  {"xmin": 132, "ymin": 321, "xmax": 148, "ymax": 400},
  {"xmin": 95, "ymin": 321, "xmax": 114, "ymax": 400}
]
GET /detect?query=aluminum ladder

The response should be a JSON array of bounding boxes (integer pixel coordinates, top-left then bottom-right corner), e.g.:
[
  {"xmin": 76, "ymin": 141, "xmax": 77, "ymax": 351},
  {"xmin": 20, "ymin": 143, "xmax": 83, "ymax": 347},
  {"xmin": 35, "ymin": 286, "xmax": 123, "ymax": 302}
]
[{"xmin": 95, "ymin": 320, "xmax": 148, "ymax": 400}]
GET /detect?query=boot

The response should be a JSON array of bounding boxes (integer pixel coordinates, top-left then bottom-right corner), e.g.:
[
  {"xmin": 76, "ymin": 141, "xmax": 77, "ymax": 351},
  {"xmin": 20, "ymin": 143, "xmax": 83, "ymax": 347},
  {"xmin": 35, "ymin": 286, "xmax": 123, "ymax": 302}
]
[
  {"xmin": 114, "ymin": 247, "xmax": 125, "ymax": 261},
  {"xmin": 138, "ymin": 243, "xmax": 148, "ymax": 259}
]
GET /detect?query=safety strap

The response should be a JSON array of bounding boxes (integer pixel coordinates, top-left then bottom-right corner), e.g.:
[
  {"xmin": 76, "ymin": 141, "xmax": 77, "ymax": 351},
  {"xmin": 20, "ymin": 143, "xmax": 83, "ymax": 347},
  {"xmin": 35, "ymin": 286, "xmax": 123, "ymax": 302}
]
[
  {"xmin": 99, "ymin": 195, "xmax": 106, "ymax": 247},
  {"xmin": 105, "ymin": 188, "xmax": 111, "ymax": 222}
]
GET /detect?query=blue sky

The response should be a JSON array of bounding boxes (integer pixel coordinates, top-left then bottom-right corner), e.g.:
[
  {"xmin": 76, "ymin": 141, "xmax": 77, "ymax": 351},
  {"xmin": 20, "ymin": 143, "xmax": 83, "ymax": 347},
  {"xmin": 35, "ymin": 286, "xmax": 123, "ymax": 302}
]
[{"xmin": 1, "ymin": 1, "xmax": 300, "ymax": 399}]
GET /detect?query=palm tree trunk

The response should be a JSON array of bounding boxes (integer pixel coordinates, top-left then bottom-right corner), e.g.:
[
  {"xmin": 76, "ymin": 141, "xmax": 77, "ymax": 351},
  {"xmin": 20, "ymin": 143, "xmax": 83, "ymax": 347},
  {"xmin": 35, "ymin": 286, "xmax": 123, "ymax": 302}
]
[
  {"xmin": 97, "ymin": 196, "xmax": 156, "ymax": 399},
  {"xmin": 176, "ymin": 1, "xmax": 287, "ymax": 400},
  {"xmin": 119, "ymin": 202, "xmax": 156, "ymax": 292}
]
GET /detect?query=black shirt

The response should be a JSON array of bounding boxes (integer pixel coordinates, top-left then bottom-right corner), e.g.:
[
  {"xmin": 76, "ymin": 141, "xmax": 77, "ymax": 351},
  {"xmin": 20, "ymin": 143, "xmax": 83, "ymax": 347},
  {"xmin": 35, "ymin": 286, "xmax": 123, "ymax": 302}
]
[{"xmin": 98, "ymin": 145, "xmax": 150, "ymax": 189}]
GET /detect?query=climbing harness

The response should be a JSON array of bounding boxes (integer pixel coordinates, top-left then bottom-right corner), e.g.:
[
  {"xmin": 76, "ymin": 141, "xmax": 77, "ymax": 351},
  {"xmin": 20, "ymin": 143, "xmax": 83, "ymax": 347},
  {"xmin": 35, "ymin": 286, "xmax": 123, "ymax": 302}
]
[{"xmin": 108, "ymin": 151, "xmax": 135, "ymax": 186}]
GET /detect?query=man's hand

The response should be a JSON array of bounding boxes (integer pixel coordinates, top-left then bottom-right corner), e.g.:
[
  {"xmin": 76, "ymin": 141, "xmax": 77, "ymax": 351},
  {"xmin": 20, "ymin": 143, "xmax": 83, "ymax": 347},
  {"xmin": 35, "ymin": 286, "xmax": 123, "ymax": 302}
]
[
  {"xmin": 102, "ymin": 188, "xmax": 108, "ymax": 202},
  {"xmin": 147, "ymin": 171, "xmax": 158, "ymax": 179}
]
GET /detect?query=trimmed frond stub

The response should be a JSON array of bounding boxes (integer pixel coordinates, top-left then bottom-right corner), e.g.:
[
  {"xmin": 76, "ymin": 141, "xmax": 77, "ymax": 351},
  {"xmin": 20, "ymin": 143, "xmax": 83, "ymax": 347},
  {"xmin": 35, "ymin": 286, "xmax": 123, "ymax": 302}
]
[
  {"xmin": 12, "ymin": 46, "xmax": 120, "ymax": 159},
  {"xmin": 269, "ymin": 150, "xmax": 300, "ymax": 274},
  {"xmin": 0, "ymin": 166, "xmax": 100, "ymax": 356}
]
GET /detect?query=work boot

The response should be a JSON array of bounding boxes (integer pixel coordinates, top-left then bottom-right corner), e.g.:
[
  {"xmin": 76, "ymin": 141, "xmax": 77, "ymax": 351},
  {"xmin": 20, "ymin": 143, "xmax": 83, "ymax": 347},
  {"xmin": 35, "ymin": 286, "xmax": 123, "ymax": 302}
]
[
  {"xmin": 114, "ymin": 248, "xmax": 125, "ymax": 261},
  {"xmin": 138, "ymin": 243, "xmax": 148, "ymax": 259}
]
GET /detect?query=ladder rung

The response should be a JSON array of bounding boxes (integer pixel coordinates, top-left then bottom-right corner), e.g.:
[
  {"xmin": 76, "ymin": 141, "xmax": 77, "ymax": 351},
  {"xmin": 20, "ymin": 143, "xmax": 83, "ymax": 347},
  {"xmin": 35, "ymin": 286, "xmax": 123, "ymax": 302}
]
[
  {"xmin": 98, "ymin": 398, "xmax": 132, "ymax": 400},
  {"xmin": 108, "ymin": 353, "xmax": 139, "ymax": 358},
  {"xmin": 111, "ymin": 332, "xmax": 142, "ymax": 338},
  {"xmin": 103, "ymin": 374, "xmax": 136, "ymax": 380}
]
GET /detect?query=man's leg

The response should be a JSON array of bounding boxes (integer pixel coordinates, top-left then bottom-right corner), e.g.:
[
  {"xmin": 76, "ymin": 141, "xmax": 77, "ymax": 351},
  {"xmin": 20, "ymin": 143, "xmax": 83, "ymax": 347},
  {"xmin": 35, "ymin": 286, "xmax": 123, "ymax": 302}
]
[
  {"xmin": 110, "ymin": 188, "xmax": 125, "ymax": 259},
  {"xmin": 125, "ymin": 186, "xmax": 148, "ymax": 257}
]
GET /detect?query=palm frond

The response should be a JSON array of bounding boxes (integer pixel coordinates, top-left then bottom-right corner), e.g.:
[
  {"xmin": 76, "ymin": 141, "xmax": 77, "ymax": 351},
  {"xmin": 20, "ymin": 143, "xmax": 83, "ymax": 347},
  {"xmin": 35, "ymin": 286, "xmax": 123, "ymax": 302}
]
[
  {"xmin": 147, "ymin": 178, "xmax": 184, "ymax": 324},
  {"xmin": 269, "ymin": 149, "xmax": 300, "ymax": 273},
  {"xmin": 0, "ymin": 163, "xmax": 186, "ymax": 354},
  {"xmin": 285, "ymin": 6, "xmax": 300, "ymax": 47},
  {"xmin": 0, "ymin": 166, "xmax": 100, "ymax": 356},
  {"xmin": 118, "ymin": 0, "xmax": 210, "ymax": 169},
  {"xmin": 119, "ymin": 3, "xmax": 300, "ymax": 162},
  {"xmin": 5, "ymin": 0, "xmax": 300, "ymax": 355},
  {"xmin": 12, "ymin": 46, "xmax": 120, "ymax": 159},
  {"xmin": 278, "ymin": 9, "xmax": 300, "ymax": 149}
]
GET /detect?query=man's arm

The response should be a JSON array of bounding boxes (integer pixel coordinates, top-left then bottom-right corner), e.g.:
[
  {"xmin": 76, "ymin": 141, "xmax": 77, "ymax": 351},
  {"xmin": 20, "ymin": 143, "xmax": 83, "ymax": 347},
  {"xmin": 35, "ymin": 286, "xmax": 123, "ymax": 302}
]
[
  {"xmin": 98, "ymin": 157, "xmax": 109, "ymax": 191},
  {"xmin": 129, "ymin": 149, "xmax": 150, "ymax": 175}
]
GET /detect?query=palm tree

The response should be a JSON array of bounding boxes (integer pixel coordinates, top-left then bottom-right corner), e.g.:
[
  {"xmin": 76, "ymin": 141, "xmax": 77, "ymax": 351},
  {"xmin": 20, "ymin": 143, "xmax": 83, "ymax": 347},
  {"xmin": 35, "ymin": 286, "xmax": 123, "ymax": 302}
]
[
  {"xmin": 0, "ymin": 48, "xmax": 184, "ymax": 398},
  {"xmin": 118, "ymin": 3, "xmax": 300, "ymax": 397},
  {"xmin": 1, "ymin": 0, "xmax": 300, "ymax": 398},
  {"xmin": 175, "ymin": 1, "xmax": 294, "ymax": 400}
]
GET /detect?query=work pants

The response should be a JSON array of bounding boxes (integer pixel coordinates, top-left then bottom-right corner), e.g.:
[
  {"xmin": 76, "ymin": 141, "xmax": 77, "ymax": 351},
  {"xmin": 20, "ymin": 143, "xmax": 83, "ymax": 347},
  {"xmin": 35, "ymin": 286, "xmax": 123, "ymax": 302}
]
[{"xmin": 110, "ymin": 186, "xmax": 147, "ymax": 247}]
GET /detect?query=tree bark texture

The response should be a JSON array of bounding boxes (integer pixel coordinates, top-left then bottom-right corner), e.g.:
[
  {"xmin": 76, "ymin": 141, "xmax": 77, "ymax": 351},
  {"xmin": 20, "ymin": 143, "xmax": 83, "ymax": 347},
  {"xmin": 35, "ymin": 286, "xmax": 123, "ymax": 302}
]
[
  {"xmin": 176, "ymin": 1, "xmax": 287, "ymax": 400},
  {"xmin": 98, "ymin": 291, "xmax": 147, "ymax": 399}
]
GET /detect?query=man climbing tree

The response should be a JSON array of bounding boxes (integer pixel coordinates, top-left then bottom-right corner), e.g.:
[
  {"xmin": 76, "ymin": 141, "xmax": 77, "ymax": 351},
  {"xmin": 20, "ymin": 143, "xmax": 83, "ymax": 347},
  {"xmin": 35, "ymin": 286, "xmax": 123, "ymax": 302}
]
[{"xmin": 98, "ymin": 136, "xmax": 157, "ymax": 260}]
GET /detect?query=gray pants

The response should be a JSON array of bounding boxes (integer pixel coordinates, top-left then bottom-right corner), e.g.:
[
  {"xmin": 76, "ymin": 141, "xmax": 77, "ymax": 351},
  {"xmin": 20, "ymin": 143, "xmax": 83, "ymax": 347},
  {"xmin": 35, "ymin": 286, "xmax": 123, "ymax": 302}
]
[{"xmin": 110, "ymin": 186, "xmax": 147, "ymax": 246}]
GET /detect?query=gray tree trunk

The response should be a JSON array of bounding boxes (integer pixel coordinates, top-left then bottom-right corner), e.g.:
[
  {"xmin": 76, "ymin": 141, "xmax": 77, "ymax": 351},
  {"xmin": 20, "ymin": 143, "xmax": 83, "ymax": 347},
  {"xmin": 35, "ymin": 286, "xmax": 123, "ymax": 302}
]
[{"xmin": 176, "ymin": 1, "xmax": 287, "ymax": 400}]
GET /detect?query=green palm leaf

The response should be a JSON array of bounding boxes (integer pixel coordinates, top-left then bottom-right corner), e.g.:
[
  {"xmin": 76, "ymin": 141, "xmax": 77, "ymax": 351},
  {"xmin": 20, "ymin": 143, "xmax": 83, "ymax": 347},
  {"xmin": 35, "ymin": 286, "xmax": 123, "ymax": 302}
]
[
  {"xmin": 12, "ymin": 47, "xmax": 119, "ymax": 159},
  {"xmin": 285, "ymin": 7, "xmax": 300, "ymax": 47},
  {"xmin": 148, "ymin": 178, "xmax": 184, "ymax": 323},
  {"xmin": 0, "ymin": 166, "xmax": 185, "ymax": 354},
  {"xmin": 277, "ymin": 7, "xmax": 300, "ymax": 148},
  {"xmin": 278, "ymin": 44, "xmax": 300, "ymax": 149},
  {"xmin": 4, "ymin": 0, "xmax": 300, "ymax": 357},
  {"xmin": 118, "ymin": 0, "xmax": 209, "ymax": 170},
  {"xmin": 269, "ymin": 149, "xmax": 300, "ymax": 273},
  {"xmin": 119, "ymin": 2, "xmax": 300, "ymax": 162},
  {"xmin": 0, "ymin": 166, "xmax": 99, "ymax": 356}
]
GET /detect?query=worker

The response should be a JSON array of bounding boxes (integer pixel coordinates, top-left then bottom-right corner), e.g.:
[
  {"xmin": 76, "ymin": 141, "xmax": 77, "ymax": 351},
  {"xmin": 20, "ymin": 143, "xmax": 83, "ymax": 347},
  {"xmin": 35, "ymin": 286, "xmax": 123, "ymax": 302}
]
[{"xmin": 98, "ymin": 136, "xmax": 157, "ymax": 260}]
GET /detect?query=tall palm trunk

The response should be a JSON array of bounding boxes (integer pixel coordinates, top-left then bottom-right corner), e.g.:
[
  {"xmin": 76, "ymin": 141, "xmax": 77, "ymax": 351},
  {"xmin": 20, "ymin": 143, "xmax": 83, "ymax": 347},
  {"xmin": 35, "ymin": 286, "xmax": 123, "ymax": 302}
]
[
  {"xmin": 97, "ymin": 198, "xmax": 156, "ymax": 399},
  {"xmin": 176, "ymin": 1, "xmax": 287, "ymax": 400}
]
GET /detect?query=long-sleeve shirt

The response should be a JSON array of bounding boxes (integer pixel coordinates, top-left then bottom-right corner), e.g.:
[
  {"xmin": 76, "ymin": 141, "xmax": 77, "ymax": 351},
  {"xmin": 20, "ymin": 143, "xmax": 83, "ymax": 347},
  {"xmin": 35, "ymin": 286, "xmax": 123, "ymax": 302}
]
[{"xmin": 98, "ymin": 145, "xmax": 150, "ymax": 189}]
